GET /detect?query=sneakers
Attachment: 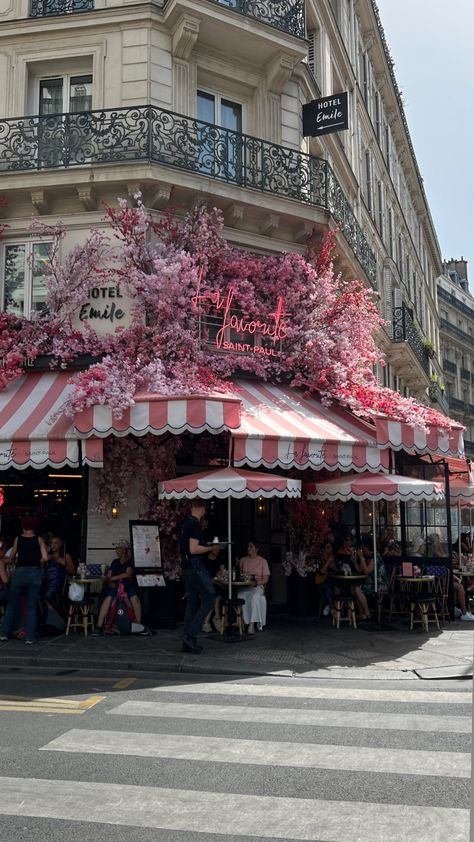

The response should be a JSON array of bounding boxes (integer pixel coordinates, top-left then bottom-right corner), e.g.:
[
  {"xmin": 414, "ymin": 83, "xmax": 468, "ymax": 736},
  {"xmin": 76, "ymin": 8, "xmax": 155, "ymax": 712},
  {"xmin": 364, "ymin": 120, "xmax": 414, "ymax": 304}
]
[
  {"xmin": 25, "ymin": 639, "xmax": 36, "ymax": 645},
  {"xmin": 454, "ymin": 607, "xmax": 462, "ymax": 618},
  {"xmin": 212, "ymin": 617, "xmax": 221, "ymax": 632},
  {"xmin": 0, "ymin": 636, "xmax": 8, "ymax": 642},
  {"xmin": 256, "ymin": 623, "xmax": 264, "ymax": 631},
  {"xmin": 247, "ymin": 623, "xmax": 255, "ymax": 635},
  {"xmin": 460, "ymin": 612, "xmax": 474, "ymax": 622},
  {"xmin": 202, "ymin": 622, "xmax": 212, "ymax": 633},
  {"xmin": 91, "ymin": 626, "xmax": 103, "ymax": 636},
  {"xmin": 322, "ymin": 604, "xmax": 331, "ymax": 617}
]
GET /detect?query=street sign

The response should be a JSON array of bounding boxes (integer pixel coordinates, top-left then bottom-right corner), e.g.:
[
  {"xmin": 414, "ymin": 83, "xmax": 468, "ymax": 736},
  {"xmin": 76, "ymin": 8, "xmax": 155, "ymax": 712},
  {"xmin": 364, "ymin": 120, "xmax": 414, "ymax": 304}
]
[{"xmin": 303, "ymin": 92, "xmax": 349, "ymax": 137}]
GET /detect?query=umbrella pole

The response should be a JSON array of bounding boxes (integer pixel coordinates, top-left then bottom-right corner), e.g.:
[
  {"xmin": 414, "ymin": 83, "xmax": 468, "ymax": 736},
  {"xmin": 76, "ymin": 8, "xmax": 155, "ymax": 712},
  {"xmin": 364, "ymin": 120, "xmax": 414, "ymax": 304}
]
[
  {"xmin": 227, "ymin": 496, "xmax": 232, "ymax": 601},
  {"xmin": 458, "ymin": 501, "xmax": 462, "ymax": 561},
  {"xmin": 372, "ymin": 500, "xmax": 378, "ymax": 594}
]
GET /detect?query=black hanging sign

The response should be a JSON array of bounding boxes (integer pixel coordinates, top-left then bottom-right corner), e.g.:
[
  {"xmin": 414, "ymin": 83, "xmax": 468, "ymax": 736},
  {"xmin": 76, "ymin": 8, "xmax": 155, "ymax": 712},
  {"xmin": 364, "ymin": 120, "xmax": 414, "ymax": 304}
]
[{"xmin": 303, "ymin": 92, "xmax": 349, "ymax": 137}]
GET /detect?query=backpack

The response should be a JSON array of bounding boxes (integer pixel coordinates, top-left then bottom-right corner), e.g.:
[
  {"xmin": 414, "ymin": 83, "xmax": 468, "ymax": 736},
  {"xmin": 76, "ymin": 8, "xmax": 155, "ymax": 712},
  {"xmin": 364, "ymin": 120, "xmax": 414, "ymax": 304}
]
[{"xmin": 104, "ymin": 582, "xmax": 136, "ymax": 635}]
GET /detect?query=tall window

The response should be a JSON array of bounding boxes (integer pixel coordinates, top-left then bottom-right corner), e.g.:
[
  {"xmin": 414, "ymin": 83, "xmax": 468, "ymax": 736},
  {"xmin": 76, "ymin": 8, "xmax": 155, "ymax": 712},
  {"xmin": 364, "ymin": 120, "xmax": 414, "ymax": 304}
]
[
  {"xmin": 37, "ymin": 74, "xmax": 93, "ymax": 168},
  {"xmin": 1, "ymin": 242, "xmax": 51, "ymax": 318},
  {"xmin": 39, "ymin": 74, "xmax": 92, "ymax": 116},
  {"xmin": 385, "ymin": 124, "xmax": 391, "ymax": 176},
  {"xmin": 377, "ymin": 180, "xmax": 384, "ymax": 239},
  {"xmin": 374, "ymin": 92, "xmax": 381, "ymax": 143},
  {"xmin": 197, "ymin": 90, "xmax": 243, "ymax": 182},
  {"xmin": 364, "ymin": 149, "xmax": 373, "ymax": 213}
]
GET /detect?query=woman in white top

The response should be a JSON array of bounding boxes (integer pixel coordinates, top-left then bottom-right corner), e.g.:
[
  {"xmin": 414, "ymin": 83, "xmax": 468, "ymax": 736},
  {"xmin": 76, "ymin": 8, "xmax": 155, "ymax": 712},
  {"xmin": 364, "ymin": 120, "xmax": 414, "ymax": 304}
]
[{"xmin": 238, "ymin": 541, "xmax": 270, "ymax": 634}]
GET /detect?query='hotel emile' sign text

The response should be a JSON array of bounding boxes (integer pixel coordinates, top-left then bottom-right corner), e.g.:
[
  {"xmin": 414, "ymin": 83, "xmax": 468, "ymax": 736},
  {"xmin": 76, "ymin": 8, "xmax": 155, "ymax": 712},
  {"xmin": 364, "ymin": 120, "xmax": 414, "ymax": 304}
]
[{"xmin": 303, "ymin": 92, "xmax": 349, "ymax": 138}]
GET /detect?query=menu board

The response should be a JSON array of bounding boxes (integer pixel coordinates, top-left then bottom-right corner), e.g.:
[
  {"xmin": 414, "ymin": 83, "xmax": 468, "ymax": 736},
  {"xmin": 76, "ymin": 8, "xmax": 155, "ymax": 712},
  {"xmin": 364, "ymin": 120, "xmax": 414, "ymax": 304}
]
[{"xmin": 129, "ymin": 520, "xmax": 162, "ymax": 569}]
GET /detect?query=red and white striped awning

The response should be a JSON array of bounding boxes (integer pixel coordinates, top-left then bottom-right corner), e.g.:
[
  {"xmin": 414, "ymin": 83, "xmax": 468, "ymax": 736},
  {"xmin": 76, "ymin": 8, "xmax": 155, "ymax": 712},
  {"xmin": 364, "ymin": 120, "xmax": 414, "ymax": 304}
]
[
  {"xmin": 449, "ymin": 478, "xmax": 474, "ymax": 504},
  {"xmin": 230, "ymin": 381, "xmax": 389, "ymax": 472},
  {"xmin": 306, "ymin": 472, "xmax": 445, "ymax": 503},
  {"xmin": 158, "ymin": 467, "xmax": 301, "ymax": 500},
  {"xmin": 73, "ymin": 391, "xmax": 241, "ymax": 439},
  {"xmin": 0, "ymin": 372, "xmax": 103, "ymax": 470},
  {"xmin": 375, "ymin": 417, "xmax": 465, "ymax": 458}
]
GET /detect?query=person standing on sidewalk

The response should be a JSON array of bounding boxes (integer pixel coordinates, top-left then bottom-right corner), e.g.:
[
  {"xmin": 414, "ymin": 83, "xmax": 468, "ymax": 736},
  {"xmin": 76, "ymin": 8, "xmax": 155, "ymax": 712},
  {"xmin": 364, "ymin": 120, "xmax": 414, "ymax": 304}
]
[
  {"xmin": 180, "ymin": 499, "xmax": 216, "ymax": 654},
  {"xmin": 0, "ymin": 516, "xmax": 49, "ymax": 644}
]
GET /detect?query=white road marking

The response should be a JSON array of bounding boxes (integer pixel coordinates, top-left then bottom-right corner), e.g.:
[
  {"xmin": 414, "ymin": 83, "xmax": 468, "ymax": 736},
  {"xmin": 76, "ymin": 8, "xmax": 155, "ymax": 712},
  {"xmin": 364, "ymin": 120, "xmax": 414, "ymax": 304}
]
[
  {"xmin": 0, "ymin": 776, "xmax": 468, "ymax": 841},
  {"xmin": 42, "ymin": 728, "xmax": 471, "ymax": 778},
  {"xmin": 107, "ymin": 699, "xmax": 472, "ymax": 734}
]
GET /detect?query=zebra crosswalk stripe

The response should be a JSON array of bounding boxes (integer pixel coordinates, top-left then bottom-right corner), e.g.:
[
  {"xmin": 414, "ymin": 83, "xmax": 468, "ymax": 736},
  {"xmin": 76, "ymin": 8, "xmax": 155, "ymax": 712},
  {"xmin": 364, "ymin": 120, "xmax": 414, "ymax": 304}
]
[
  {"xmin": 149, "ymin": 681, "xmax": 472, "ymax": 705},
  {"xmin": 0, "ymin": 776, "xmax": 469, "ymax": 842},
  {"xmin": 41, "ymin": 727, "xmax": 471, "ymax": 778},
  {"xmin": 107, "ymin": 698, "xmax": 472, "ymax": 733}
]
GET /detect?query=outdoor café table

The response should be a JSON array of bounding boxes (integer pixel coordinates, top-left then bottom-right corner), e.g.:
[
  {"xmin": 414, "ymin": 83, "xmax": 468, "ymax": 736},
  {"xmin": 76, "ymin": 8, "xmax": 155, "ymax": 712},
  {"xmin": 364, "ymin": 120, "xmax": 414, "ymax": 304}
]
[
  {"xmin": 213, "ymin": 578, "xmax": 254, "ymax": 638},
  {"xmin": 330, "ymin": 574, "xmax": 367, "ymax": 595},
  {"xmin": 66, "ymin": 576, "xmax": 104, "ymax": 635}
]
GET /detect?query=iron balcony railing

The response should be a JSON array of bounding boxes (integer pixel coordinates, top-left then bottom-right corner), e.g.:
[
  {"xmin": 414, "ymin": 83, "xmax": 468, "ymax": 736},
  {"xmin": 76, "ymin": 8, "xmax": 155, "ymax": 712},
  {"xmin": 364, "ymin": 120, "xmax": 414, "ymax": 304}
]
[
  {"xmin": 428, "ymin": 383, "xmax": 449, "ymax": 415},
  {"xmin": 461, "ymin": 368, "xmax": 471, "ymax": 381},
  {"xmin": 30, "ymin": 0, "xmax": 94, "ymax": 16},
  {"xmin": 392, "ymin": 303, "xmax": 430, "ymax": 376},
  {"xmin": 208, "ymin": 0, "xmax": 305, "ymax": 38},
  {"xmin": 443, "ymin": 359, "xmax": 457, "ymax": 375},
  {"xmin": 437, "ymin": 285, "xmax": 474, "ymax": 321},
  {"xmin": 440, "ymin": 317, "xmax": 473, "ymax": 346},
  {"xmin": 0, "ymin": 105, "xmax": 376, "ymax": 282},
  {"xmin": 448, "ymin": 396, "xmax": 466, "ymax": 413}
]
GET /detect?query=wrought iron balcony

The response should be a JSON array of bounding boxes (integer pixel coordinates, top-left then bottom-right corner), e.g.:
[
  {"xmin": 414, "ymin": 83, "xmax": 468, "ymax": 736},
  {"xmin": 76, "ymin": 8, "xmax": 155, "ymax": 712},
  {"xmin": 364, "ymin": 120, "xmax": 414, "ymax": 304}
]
[
  {"xmin": 428, "ymin": 383, "xmax": 449, "ymax": 415},
  {"xmin": 208, "ymin": 0, "xmax": 306, "ymax": 39},
  {"xmin": 461, "ymin": 368, "xmax": 471, "ymax": 381},
  {"xmin": 448, "ymin": 396, "xmax": 466, "ymax": 413},
  {"xmin": 392, "ymin": 303, "xmax": 430, "ymax": 376},
  {"xmin": 437, "ymin": 285, "xmax": 474, "ymax": 321},
  {"xmin": 443, "ymin": 359, "xmax": 457, "ymax": 375},
  {"xmin": 30, "ymin": 0, "xmax": 94, "ymax": 16},
  {"xmin": 0, "ymin": 105, "xmax": 376, "ymax": 283},
  {"xmin": 440, "ymin": 317, "xmax": 473, "ymax": 346}
]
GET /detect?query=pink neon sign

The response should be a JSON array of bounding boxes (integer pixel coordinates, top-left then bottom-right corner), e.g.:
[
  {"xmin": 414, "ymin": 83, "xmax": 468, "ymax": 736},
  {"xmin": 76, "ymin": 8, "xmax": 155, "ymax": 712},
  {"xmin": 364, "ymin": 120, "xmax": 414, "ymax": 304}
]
[{"xmin": 191, "ymin": 286, "xmax": 289, "ymax": 356}]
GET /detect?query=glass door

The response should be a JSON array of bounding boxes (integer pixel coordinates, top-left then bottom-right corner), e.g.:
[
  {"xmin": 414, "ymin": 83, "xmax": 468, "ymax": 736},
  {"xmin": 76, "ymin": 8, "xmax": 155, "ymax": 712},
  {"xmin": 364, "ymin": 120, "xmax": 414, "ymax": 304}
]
[
  {"xmin": 37, "ymin": 74, "xmax": 92, "ymax": 168},
  {"xmin": 197, "ymin": 91, "xmax": 243, "ymax": 183}
]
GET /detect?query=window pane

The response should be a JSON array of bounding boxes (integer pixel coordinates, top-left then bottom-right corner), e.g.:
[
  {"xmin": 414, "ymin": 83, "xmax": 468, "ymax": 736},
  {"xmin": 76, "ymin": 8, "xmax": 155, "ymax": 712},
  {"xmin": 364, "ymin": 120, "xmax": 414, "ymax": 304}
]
[
  {"xmin": 39, "ymin": 78, "xmax": 64, "ymax": 116},
  {"xmin": 221, "ymin": 99, "xmax": 242, "ymax": 133},
  {"xmin": 69, "ymin": 74, "xmax": 93, "ymax": 113},
  {"xmin": 197, "ymin": 91, "xmax": 215, "ymax": 124},
  {"xmin": 31, "ymin": 243, "xmax": 51, "ymax": 313},
  {"xmin": 3, "ymin": 245, "xmax": 26, "ymax": 316}
]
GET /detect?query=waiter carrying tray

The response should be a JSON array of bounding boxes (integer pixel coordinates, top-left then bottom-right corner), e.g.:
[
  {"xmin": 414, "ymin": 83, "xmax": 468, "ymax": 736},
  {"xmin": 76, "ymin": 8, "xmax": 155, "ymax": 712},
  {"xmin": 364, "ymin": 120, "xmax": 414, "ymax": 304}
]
[{"xmin": 180, "ymin": 499, "xmax": 216, "ymax": 654}]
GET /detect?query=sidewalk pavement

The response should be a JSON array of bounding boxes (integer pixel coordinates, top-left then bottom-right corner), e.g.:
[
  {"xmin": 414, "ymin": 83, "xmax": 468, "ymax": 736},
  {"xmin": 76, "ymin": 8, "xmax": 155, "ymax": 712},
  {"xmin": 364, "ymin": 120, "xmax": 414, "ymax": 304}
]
[{"xmin": 0, "ymin": 616, "xmax": 473, "ymax": 680}]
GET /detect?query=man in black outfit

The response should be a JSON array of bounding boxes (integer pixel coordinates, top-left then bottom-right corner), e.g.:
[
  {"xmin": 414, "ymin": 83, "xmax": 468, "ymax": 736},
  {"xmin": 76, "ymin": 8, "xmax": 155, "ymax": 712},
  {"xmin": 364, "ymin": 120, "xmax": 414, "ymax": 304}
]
[{"xmin": 180, "ymin": 499, "xmax": 216, "ymax": 653}]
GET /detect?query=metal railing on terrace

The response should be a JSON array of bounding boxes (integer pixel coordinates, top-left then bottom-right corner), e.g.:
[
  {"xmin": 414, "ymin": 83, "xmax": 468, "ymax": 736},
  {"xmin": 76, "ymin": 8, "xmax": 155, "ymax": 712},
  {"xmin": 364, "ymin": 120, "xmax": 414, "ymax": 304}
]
[
  {"xmin": 428, "ymin": 383, "xmax": 449, "ymax": 416},
  {"xmin": 207, "ymin": 0, "xmax": 306, "ymax": 38},
  {"xmin": 30, "ymin": 0, "xmax": 94, "ymax": 16},
  {"xmin": 437, "ymin": 285, "xmax": 474, "ymax": 321},
  {"xmin": 0, "ymin": 105, "xmax": 376, "ymax": 282},
  {"xmin": 448, "ymin": 396, "xmax": 466, "ymax": 413},
  {"xmin": 392, "ymin": 303, "xmax": 430, "ymax": 376},
  {"xmin": 440, "ymin": 318, "xmax": 473, "ymax": 346},
  {"xmin": 461, "ymin": 368, "xmax": 471, "ymax": 381},
  {"xmin": 443, "ymin": 359, "xmax": 457, "ymax": 375}
]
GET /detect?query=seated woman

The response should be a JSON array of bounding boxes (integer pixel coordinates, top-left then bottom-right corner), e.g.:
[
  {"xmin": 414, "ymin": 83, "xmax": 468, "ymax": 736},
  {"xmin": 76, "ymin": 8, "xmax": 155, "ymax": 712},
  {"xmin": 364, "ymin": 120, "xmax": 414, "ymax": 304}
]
[
  {"xmin": 352, "ymin": 536, "xmax": 387, "ymax": 621},
  {"xmin": 202, "ymin": 547, "xmax": 223, "ymax": 633},
  {"xmin": 314, "ymin": 540, "xmax": 336, "ymax": 617},
  {"xmin": 42, "ymin": 536, "xmax": 75, "ymax": 608},
  {"xmin": 238, "ymin": 541, "xmax": 270, "ymax": 634},
  {"xmin": 334, "ymin": 534, "xmax": 355, "ymax": 572},
  {"xmin": 454, "ymin": 578, "xmax": 474, "ymax": 621},
  {"xmin": 92, "ymin": 538, "xmax": 142, "ymax": 635}
]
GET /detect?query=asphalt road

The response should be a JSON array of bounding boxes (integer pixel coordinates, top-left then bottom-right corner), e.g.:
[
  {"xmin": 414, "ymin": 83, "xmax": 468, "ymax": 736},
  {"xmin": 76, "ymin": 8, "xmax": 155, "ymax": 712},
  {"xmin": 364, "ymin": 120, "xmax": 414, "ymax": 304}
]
[{"xmin": 0, "ymin": 665, "xmax": 470, "ymax": 842}]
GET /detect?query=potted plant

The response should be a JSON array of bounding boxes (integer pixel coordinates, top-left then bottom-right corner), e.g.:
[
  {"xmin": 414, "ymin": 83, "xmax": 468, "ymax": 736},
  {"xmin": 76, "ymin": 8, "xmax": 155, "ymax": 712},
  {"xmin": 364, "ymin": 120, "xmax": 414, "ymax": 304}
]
[{"xmin": 422, "ymin": 337, "xmax": 435, "ymax": 358}]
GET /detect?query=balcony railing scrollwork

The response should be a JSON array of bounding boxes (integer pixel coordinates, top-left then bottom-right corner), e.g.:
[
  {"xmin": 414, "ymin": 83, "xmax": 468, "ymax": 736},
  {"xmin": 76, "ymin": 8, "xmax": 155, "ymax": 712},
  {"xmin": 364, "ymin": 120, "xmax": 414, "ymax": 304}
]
[
  {"xmin": 0, "ymin": 105, "xmax": 375, "ymax": 282},
  {"xmin": 208, "ymin": 0, "xmax": 306, "ymax": 39},
  {"xmin": 443, "ymin": 359, "xmax": 457, "ymax": 375},
  {"xmin": 30, "ymin": 0, "xmax": 94, "ymax": 16},
  {"xmin": 392, "ymin": 303, "xmax": 430, "ymax": 376}
]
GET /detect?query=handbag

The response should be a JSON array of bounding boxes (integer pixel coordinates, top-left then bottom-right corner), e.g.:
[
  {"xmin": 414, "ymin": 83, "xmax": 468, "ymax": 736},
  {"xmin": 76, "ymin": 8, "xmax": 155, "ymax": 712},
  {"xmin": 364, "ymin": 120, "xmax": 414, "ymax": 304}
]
[{"xmin": 68, "ymin": 582, "xmax": 85, "ymax": 602}]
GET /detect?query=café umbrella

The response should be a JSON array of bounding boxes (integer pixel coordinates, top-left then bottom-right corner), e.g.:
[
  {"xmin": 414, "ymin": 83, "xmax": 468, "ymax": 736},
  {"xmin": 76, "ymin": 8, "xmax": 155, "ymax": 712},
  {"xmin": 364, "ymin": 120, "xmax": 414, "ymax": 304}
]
[
  {"xmin": 306, "ymin": 472, "xmax": 445, "ymax": 591},
  {"xmin": 158, "ymin": 467, "xmax": 301, "ymax": 598}
]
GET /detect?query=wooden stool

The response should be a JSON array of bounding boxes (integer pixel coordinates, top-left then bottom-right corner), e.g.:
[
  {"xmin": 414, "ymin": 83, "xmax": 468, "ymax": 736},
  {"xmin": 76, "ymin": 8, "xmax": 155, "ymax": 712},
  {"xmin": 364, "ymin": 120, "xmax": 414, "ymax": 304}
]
[
  {"xmin": 332, "ymin": 596, "xmax": 357, "ymax": 629},
  {"xmin": 221, "ymin": 597, "xmax": 245, "ymax": 637},
  {"xmin": 66, "ymin": 600, "xmax": 95, "ymax": 636}
]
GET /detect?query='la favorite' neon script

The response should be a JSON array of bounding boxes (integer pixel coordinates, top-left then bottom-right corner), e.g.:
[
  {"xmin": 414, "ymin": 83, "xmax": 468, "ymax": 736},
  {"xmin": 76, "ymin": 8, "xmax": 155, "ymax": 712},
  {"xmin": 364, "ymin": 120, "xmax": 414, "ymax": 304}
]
[{"xmin": 191, "ymin": 286, "xmax": 289, "ymax": 354}]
